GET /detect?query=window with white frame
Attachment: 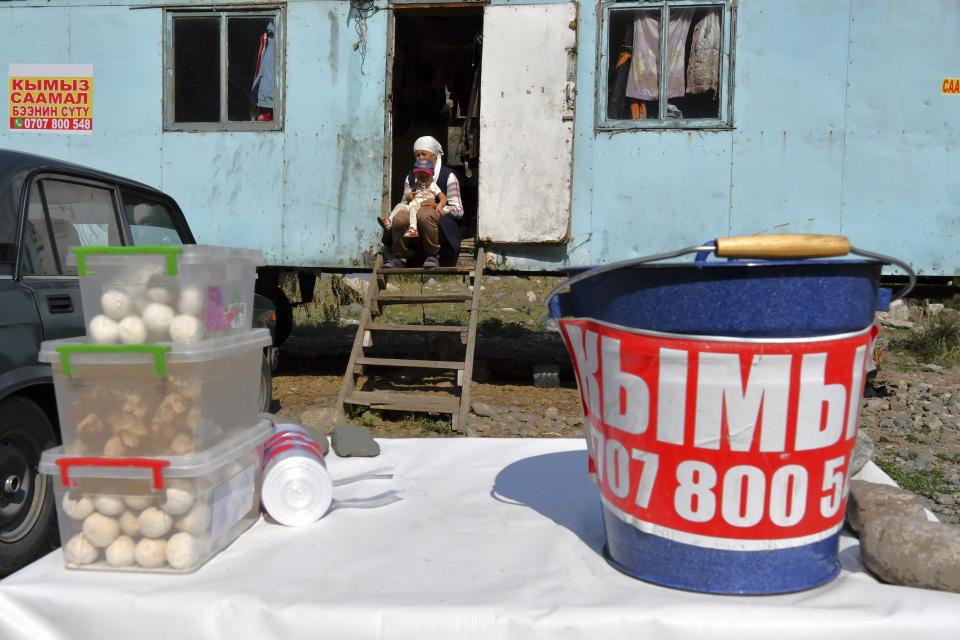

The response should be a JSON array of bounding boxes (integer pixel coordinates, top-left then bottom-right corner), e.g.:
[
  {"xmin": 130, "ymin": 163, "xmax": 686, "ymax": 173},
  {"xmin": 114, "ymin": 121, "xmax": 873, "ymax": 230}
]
[
  {"xmin": 164, "ymin": 8, "xmax": 283, "ymax": 130},
  {"xmin": 600, "ymin": 0, "xmax": 732, "ymax": 128}
]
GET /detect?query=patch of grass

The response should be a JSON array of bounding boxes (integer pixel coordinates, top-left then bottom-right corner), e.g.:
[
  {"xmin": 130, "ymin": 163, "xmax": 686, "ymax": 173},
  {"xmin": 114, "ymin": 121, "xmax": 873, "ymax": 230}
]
[
  {"xmin": 934, "ymin": 452, "xmax": 960, "ymax": 465},
  {"xmin": 411, "ymin": 415, "xmax": 452, "ymax": 435},
  {"xmin": 874, "ymin": 458, "xmax": 949, "ymax": 496},
  {"xmin": 892, "ymin": 316, "xmax": 960, "ymax": 367},
  {"xmin": 904, "ymin": 433, "xmax": 926, "ymax": 444},
  {"xmin": 906, "ymin": 449, "xmax": 919, "ymax": 460}
]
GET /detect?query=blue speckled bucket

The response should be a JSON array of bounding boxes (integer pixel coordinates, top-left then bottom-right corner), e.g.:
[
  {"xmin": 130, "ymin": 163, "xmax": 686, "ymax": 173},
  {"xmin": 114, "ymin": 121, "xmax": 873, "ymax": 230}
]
[{"xmin": 548, "ymin": 236, "xmax": 914, "ymax": 595}]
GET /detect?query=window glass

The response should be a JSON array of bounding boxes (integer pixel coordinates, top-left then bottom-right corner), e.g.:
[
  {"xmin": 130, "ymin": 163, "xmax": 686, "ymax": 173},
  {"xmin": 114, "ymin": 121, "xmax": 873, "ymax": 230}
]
[
  {"xmin": 40, "ymin": 179, "xmax": 121, "ymax": 275},
  {"xmin": 228, "ymin": 17, "xmax": 276, "ymax": 122},
  {"xmin": 174, "ymin": 16, "xmax": 221, "ymax": 123},
  {"xmin": 606, "ymin": 3, "xmax": 725, "ymax": 124},
  {"xmin": 21, "ymin": 182, "xmax": 59, "ymax": 276},
  {"xmin": 121, "ymin": 190, "xmax": 184, "ymax": 247}
]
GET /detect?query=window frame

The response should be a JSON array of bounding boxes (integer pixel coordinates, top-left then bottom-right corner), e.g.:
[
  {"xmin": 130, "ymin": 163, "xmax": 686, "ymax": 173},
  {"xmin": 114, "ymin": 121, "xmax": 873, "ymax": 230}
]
[
  {"xmin": 163, "ymin": 7, "xmax": 285, "ymax": 132},
  {"xmin": 17, "ymin": 173, "xmax": 128, "ymax": 279},
  {"xmin": 596, "ymin": 0, "xmax": 736, "ymax": 131}
]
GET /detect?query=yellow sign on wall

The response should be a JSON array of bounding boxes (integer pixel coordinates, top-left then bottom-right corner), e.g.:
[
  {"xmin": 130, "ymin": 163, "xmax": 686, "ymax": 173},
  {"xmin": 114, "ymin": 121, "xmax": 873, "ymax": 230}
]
[
  {"xmin": 943, "ymin": 78, "xmax": 960, "ymax": 95},
  {"xmin": 8, "ymin": 63, "xmax": 93, "ymax": 134}
]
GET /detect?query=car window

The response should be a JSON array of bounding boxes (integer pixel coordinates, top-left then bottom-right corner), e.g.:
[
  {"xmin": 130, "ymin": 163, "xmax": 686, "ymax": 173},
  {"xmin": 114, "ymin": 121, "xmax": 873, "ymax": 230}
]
[
  {"xmin": 21, "ymin": 182, "xmax": 60, "ymax": 276},
  {"xmin": 39, "ymin": 179, "xmax": 122, "ymax": 275},
  {"xmin": 120, "ymin": 189, "xmax": 184, "ymax": 247}
]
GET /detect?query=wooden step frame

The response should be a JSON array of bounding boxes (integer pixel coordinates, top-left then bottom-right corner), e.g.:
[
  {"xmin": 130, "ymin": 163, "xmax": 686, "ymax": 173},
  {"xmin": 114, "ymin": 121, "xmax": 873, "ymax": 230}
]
[{"xmin": 336, "ymin": 248, "xmax": 485, "ymax": 432}]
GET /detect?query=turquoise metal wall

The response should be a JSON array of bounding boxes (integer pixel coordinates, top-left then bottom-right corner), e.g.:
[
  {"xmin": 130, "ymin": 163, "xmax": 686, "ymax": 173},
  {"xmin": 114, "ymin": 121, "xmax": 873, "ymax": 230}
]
[
  {"xmin": 0, "ymin": 0, "xmax": 388, "ymax": 267},
  {"xmin": 1, "ymin": 1, "xmax": 958, "ymax": 275}
]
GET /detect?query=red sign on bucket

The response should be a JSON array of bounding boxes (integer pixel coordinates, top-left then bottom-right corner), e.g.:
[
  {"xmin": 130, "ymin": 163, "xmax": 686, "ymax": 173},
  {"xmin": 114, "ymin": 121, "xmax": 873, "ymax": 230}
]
[{"xmin": 559, "ymin": 319, "xmax": 876, "ymax": 551}]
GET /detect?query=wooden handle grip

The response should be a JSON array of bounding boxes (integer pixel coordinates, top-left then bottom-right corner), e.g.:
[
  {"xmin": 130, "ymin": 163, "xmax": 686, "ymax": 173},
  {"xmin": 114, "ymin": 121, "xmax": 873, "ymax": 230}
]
[{"xmin": 714, "ymin": 234, "xmax": 851, "ymax": 259}]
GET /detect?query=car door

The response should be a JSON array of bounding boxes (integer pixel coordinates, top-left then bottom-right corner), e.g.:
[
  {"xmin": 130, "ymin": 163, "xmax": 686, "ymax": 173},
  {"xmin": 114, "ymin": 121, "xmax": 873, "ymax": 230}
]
[{"xmin": 19, "ymin": 175, "xmax": 124, "ymax": 341}]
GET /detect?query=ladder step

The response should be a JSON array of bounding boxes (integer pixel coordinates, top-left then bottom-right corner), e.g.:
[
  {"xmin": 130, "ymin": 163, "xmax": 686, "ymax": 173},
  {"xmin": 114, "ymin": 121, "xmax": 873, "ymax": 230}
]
[
  {"xmin": 345, "ymin": 390, "xmax": 460, "ymax": 413},
  {"xmin": 366, "ymin": 323, "xmax": 466, "ymax": 333},
  {"xmin": 355, "ymin": 356, "xmax": 465, "ymax": 370},
  {"xmin": 373, "ymin": 294, "xmax": 470, "ymax": 304},
  {"xmin": 382, "ymin": 267, "xmax": 473, "ymax": 275}
]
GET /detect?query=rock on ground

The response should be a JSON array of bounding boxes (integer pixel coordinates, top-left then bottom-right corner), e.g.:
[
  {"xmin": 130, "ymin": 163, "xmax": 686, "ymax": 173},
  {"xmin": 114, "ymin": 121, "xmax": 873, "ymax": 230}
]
[
  {"xmin": 300, "ymin": 407, "xmax": 338, "ymax": 434},
  {"xmin": 860, "ymin": 516, "xmax": 960, "ymax": 593},
  {"xmin": 846, "ymin": 479, "xmax": 928, "ymax": 533},
  {"xmin": 849, "ymin": 431, "xmax": 876, "ymax": 477},
  {"xmin": 471, "ymin": 401, "xmax": 494, "ymax": 417},
  {"xmin": 331, "ymin": 425, "xmax": 381, "ymax": 457}
]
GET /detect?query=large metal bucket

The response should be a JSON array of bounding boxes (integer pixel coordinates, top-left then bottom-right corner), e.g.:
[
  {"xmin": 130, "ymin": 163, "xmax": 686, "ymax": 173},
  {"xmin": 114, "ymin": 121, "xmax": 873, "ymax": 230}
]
[{"xmin": 548, "ymin": 234, "xmax": 914, "ymax": 594}]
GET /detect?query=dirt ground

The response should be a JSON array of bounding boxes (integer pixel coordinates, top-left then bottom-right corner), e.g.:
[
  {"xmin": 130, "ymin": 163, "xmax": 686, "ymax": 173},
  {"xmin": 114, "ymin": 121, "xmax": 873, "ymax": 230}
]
[{"xmin": 272, "ymin": 274, "xmax": 960, "ymax": 523}]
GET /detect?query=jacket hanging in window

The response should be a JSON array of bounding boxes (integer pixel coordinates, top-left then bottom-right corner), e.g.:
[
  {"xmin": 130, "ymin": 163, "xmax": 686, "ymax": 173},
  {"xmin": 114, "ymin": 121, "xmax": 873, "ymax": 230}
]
[
  {"xmin": 687, "ymin": 11, "xmax": 721, "ymax": 95},
  {"xmin": 626, "ymin": 9, "xmax": 693, "ymax": 102},
  {"xmin": 250, "ymin": 21, "xmax": 276, "ymax": 118}
]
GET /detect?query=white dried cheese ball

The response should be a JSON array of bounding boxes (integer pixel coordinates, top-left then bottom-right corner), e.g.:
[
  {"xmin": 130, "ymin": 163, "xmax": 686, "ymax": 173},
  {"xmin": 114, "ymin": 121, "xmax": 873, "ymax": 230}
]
[
  {"xmin": 100, "ymin": 289, "xmax": 132, "ymax": 321},
  {"xmin": 119, "ymin": 510, "xmax": 141, "ymax": 537},
  {"xmin": 105, "ymin": 535, "xmax": 136, "ymax": 567},
  {"xmin": 124, "ymin": 495, "xmax": 154, "ymax": 511},
  {"xmin": 82, "ymin": 512, "xmax": 121, "ymax": 548},
  {"xmin": 62, "ymin": 493, "xmax": 94, "ymax": 520},
  {"xmin": 169, "ymin": 314, "xmax": 202, "ymax": 343},
  {"xmin": 89, "ymin": 314, "xmax": 119, "ymax": 345},
  {"xmin": 175, "ymin": 503, "xmax": 211, "ymax": 536},
  {"xmin": 178, "ymin": 286, "xmax": 205, "ymax": 317},
  {"xmin": 160, "ymin": 480, "xmax": 195, "ymax": 516},
  {"xmin": 93, "ymin": 495, "xmax": 125, "ymax": 517},
  {"xmin": 138, "ymin": 506, "xmax": 173, "ymax": 538},
  {"xmin": 117, "ymin": 315, "xmax": 148, "ymax": 344},
  {"xmin": 134, "ymin": 537, "xmax": 167, "ymax": 569},
  {"xmin": 166, "ymin": 532, "xmax": 200, "ymax": 570},
  {"xmin": 146, "ymin": 279, "xmax": 177, "ymax": 306},
  {"xmin": 65, "ymin": 533, "xmax": 98, "ymax": 565},
  {"xmin": 142, "ymin": 303, "xmax": 175, "ymax": 340}
]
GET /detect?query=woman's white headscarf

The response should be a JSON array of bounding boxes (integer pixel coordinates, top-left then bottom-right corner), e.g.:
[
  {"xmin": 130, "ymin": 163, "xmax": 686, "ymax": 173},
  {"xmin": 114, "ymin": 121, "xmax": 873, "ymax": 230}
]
[{"xmin": 413, "ymin": 136, "xmax": 443, "ymax": 188}]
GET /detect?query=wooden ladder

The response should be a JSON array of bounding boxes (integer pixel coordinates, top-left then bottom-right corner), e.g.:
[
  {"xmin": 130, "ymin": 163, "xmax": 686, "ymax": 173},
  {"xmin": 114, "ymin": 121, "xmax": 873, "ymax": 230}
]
[{"xmin": 336, "ymin": 248, "xmax": 485, "ymax": 432}]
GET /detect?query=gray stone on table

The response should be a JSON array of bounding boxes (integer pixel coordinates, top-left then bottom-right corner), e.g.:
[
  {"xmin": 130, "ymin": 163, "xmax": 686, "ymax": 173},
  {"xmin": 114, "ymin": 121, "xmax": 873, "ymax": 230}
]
[
  {"xmin": 330, "ymin": 425, "xmax": 381, "ymax": 457},
  {"xmin": 846, "ymin": 479, "xmax": 928, "ymax": 533},
  {"xmin": 860, "ymin": 516, "xmax": 960, "ymax": 593},
  {"xmin": 471, "ymin": 401, "xmax": 494, "ymax": 417},
  {"xmin": 850, "ymin": 431, "xmax": 876, "ymax": 477}
]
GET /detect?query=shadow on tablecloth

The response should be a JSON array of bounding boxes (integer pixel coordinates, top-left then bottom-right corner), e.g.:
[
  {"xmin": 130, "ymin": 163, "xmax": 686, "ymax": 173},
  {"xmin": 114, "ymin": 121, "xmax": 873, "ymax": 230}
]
[{"xmin": 492, "ymin": 450, "xmax": 607, "ymax": 556}]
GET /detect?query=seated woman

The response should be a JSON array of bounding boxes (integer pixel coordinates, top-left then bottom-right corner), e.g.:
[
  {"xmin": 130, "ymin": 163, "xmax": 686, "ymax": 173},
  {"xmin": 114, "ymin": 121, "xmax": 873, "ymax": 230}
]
[{"xmin": 384, "ymin": 136, "xmax": 464, "ymax": 268}]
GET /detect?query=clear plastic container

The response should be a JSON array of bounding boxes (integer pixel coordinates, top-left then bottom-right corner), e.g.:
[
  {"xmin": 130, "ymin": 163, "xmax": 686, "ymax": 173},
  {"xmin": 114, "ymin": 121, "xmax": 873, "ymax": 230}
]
[
  {"xmin": 71, "ymin": 245, "xmax": 262, "ymax": 344},
  {"xmin": 40, "ymin": 421, "xmax": 270, "ymax": 573},
  {"xmin": 38, "ymin": 330, "xmax": 271, "ymax": 457}
]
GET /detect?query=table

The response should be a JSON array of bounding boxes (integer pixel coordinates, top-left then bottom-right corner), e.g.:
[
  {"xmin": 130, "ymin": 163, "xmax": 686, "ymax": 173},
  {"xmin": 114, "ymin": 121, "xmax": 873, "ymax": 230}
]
[{"xmin": 1, "ymin": 438, "xmax": 958, "ymax": 640}]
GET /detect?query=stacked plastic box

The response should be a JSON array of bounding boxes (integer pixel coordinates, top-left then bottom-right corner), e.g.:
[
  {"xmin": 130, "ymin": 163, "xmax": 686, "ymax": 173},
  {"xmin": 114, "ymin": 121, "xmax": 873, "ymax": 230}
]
[{"xmin": 38, "ymin": 245, "xmax": 272, "ymax": 573}]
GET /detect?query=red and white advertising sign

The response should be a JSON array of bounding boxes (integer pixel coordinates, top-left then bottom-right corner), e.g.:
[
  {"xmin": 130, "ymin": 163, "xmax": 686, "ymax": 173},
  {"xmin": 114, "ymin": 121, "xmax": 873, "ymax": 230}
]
[
  {"xmin": 8, "ymin": 64, "xmax": 93, "ymax": 134},
  {"xmin": 559, "ymin": 319, "xmax": 877, "ymax": 551}
]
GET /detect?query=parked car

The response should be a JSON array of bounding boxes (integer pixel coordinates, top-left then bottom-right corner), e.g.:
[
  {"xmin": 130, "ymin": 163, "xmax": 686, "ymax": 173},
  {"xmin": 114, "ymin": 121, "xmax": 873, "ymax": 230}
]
[{"xmin": 0, "ymin": 149, "xmax": 277, "ymax": 577}]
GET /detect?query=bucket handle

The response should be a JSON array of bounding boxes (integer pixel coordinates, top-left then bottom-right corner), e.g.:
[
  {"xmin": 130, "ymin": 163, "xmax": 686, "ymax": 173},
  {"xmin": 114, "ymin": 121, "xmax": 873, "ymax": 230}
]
[{"xmin": 546, "ymin": 234, "xmax": 916, "ymax": 315}]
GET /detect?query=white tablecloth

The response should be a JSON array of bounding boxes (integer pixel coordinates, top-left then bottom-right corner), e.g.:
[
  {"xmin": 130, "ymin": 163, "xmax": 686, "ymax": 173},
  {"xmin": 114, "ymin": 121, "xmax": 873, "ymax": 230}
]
[{"xmin": 1, "ymin": 438, "xmax": 958, "ymax": 640}]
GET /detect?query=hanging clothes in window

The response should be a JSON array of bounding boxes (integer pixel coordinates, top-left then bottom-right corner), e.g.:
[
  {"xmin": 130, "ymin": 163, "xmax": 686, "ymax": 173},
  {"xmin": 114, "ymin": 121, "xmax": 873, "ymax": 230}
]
[
  {"xmin": 625, "ymin": 8, "xmax": 693, "ymax": 102},
  {"xmin": 687, "ymin": 10, "xmax": 721, "ymax": 95},
  {"xmin": 250, "ymin": 20, "xmax": 275, "ymax": 119}
]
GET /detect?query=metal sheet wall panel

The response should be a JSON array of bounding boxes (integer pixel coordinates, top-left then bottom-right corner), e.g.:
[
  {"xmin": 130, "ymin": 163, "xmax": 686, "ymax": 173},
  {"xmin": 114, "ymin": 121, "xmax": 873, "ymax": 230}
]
[
  {"xmin": 841, "ymin": 0, "xmax": 960, "ymax": 275},
  {"xmin": 478, "ymin": 2, "xmax": 577, "ymax": 243},
  {"xmin": 728, "ymin": 0, "xmax": 848, "ymax": 238}
]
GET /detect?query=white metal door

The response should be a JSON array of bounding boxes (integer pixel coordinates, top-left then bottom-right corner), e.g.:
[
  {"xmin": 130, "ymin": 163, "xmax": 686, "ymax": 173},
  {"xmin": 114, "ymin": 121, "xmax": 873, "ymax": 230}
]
[{"xmin": 478, "ymin": 3, "xmax": 577, "ymax": 243}]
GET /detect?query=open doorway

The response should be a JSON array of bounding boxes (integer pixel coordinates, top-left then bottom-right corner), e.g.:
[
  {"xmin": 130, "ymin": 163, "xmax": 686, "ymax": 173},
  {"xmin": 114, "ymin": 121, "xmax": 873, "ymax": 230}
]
[{"xmin": 388, "ymin": 7, "xmax": 483, "ymax": 239}]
